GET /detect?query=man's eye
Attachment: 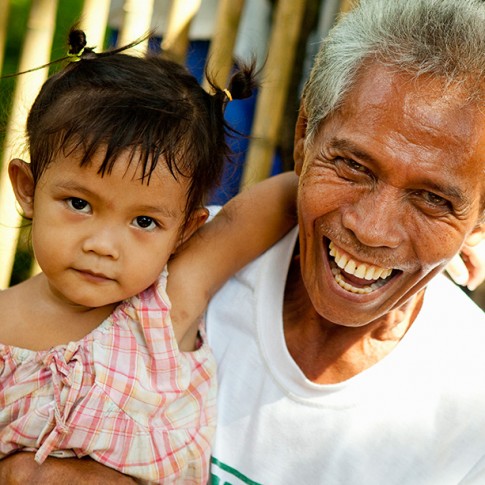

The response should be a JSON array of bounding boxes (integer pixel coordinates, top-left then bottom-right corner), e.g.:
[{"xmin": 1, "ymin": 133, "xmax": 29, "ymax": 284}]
[
  {"xmin": 345, "ymin": 158, "xmax": 368, "ymax": 173},
  {"xmin": 334, "ymin": 157, "xmax": 372, "ymax": 180},
  {"xmin": 66, "ymin": 197, "xmax": 90, "ymax": 213},
  {"xmin": 413, "ymin": 190, "xmax": 453, "ymax": 213},
  {"xmin": 421, "ymin": 191, "xmax": 450, "ymax": 208},
  {"xmin": 133, "ymin": 216, "xmax": 157, "ymax": 230}
]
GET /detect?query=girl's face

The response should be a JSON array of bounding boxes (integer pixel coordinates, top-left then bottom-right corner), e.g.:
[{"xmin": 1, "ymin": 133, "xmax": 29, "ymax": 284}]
[{"xmin": 11, "ymin": 148, "xmax": 206, "ymax": 310}]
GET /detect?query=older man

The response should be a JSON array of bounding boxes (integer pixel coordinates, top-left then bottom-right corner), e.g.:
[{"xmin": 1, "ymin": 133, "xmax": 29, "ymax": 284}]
[
  {"xmin": 207, "ymin": 0, "xmax": 485, "ymax": 484},
  {"xmin": 1, "ymin": 0, "xmax": 484, "ymax": 484}
]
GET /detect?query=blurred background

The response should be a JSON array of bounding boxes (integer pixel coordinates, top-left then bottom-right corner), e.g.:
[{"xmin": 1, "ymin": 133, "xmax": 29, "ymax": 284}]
[{"xmin": 0, "ymin": 0, "xmax": 483, "ymax": 310}]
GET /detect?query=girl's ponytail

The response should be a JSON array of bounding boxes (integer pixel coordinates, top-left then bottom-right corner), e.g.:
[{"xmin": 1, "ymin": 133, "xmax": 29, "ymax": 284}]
[
  {"xmin": 207, "ymin": 59, "xmax": 259, "ymax": 110},
  {"xmin": 225, "ymin": 60, "xmax": 259, "ymax": 102},
  {"xmin": 205, "ymin": 60, "xmax": 259, "ymax": 170},
  {"xmin": 67, "ymin": 28, "xmax": 96, "ymax": 60}
]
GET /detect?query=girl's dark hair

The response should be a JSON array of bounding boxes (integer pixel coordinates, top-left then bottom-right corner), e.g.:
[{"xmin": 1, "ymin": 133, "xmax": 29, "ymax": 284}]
[{"xmin": 26, "ymin": 28, "xmax": 258, "ymax": 231}]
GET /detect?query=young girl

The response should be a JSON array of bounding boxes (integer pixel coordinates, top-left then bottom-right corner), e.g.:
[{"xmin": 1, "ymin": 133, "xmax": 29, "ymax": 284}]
[{"xmin": 0, "ymin": 30, "xmax": 297, "ymax": 484}]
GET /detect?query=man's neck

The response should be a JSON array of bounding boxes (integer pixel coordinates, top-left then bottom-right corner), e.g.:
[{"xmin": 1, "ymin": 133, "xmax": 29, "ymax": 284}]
[{"xmin": 283, "ymin": 254, "xmax": 425, "ymax": 384}]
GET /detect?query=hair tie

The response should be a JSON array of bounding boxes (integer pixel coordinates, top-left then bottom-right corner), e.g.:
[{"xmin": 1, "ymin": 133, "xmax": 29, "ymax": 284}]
[
  {"xmin": 66, "ymin": 47, "xmax": 85, "ymax": 62},
  {"xmin": 223, "ymin": 88, "xmax": 233, "ymax": 102}
]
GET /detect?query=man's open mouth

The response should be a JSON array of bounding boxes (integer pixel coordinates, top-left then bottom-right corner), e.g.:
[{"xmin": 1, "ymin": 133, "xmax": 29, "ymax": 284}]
[{"xmin": 328, "ymin": 241, "xmax": 398, "ymax": 294}]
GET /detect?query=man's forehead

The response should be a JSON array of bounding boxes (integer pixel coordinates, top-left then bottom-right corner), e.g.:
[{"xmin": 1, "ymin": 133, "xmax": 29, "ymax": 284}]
[
  {"xmin": 349, "ymin": 64, "xmax": 470, "ymax": 116},
  {"xmin": 332, "ymin": 63, "xmax": 484, "ymax": 151}
]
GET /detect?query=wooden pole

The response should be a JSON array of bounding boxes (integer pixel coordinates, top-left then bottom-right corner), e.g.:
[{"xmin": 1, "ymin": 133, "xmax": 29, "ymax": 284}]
[
  {"xmin": 161, "ymin": 0, "xmax": 201, "ymax": 64},
  {"xmin": 240, "ymin": 0, "xmax": 307, "ymax": 187},
  {"xmin": 202, "ymin": 0, "xmax": 245, "ymax": 91},
  {"xmin": 0, "ymin": 0, "xmax": 59, "ymax": 288},
  {"xmin": 79, "ymin": 0, "xmax": 111, "ymax": 51},
  {"xmin": 0, "ymin": 0, "xmax": 10, "ymax": 75},
  {"xmin": 117, "ymin": 0, "xmax": 155, "ymax": 55}
]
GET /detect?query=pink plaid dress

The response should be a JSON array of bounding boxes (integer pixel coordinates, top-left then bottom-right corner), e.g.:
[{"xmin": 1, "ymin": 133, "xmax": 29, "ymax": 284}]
[{"xmin": 0, "ymin": 269, "xmax": 217, "ymax": 484}]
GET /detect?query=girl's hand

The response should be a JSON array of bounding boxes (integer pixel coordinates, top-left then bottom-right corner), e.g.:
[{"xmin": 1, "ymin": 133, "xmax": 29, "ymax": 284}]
[{"xmin": 446, "ymin": 239, "xmax": 485, "ymax": 291}]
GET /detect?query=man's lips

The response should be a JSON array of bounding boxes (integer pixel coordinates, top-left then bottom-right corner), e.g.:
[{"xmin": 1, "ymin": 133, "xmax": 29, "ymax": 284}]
[{"xmin": 328, "ymin": 241, "xmax": 398, "ymax": 294}]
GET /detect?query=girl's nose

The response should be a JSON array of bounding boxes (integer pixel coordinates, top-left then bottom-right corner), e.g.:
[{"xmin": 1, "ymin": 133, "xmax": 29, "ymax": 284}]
[{"xmin": 82, "ymin": 226, "xmax": 120, "ymax": 260}]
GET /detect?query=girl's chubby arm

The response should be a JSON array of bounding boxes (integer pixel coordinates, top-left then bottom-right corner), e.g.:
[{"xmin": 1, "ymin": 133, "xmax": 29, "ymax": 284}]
[
  {"xmin": 168, "ymin": 171, "xmax": 298, "ymax": 350},
  {"xmin": 0, "ymin": 452, "xmax": 137, "ymax": 484}
]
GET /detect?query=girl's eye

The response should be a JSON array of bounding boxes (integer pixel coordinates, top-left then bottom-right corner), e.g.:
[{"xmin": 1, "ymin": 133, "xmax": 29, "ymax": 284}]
[
  {"xmin": 67, "ymin": 197, "xmax": 90, "ymax": 213},
  {"xmin": 133, "ymin": 216, "xmax": 157, "ymax": 230}
]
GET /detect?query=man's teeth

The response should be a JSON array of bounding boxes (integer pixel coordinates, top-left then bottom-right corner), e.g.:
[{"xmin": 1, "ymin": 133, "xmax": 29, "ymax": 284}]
[
  {"xmin": 329, "ymin": 241, "xmax": 392, "ymax": 280},
  {"xmin": 328, "ymin": 241, "xmax": 393, "ymax": 294}
]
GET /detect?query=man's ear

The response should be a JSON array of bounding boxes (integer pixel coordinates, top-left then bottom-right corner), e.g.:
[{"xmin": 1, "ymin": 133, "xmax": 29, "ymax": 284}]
[
  {"xmin": 294, "ymin": 104, "xmax": 308, "ymax": 176},
  {"xmin": 177, "ymin": 208, "xmax": 209, "ymax": 249},
  {"xmin": 8, "ymin": 159, "xmax": 35, "ymax": 219}
]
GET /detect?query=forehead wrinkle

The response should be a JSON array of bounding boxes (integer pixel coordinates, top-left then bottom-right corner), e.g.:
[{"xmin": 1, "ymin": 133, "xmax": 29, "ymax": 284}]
[{"xmin": 401, "ymin": 102, "xmax": 476, "ymax": 155}]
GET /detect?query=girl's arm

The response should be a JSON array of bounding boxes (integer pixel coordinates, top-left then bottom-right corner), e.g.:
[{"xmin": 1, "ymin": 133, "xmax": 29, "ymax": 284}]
[
  {"xmin": 168, "ymin": 171, "xmax": 298, "ymax": 350},
  {"xmin": 0, "ymin": 453, "xmax": 137, "ymax": 484}
]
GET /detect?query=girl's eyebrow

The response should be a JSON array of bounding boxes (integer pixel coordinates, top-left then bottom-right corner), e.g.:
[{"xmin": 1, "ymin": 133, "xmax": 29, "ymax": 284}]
[
  {"xmin": 55, "ymin": 180, "xmax": 98, "ymax": 199},
  {"xmin": 134, "ymin": 204, "xmax": 179, "ymax": 218}
]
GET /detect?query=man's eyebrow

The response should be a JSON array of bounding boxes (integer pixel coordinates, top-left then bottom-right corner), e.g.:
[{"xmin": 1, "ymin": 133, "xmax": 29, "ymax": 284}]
[
  {"xmin": 327, "ymin": 137, "xmax": 377, "ymax": 165},
  {"xmin": 418, "ymin": 180, "xmax": 468, "ymax": 205},
  {"xmin": 327, "ymin": 137, "xmax": 469, "ymax": 204}
]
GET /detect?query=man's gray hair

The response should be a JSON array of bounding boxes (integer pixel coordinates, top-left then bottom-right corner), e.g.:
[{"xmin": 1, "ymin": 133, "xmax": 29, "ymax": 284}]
[{"xmin": 302, "ymin": 0, "xmax": 485, "ymax": 143}]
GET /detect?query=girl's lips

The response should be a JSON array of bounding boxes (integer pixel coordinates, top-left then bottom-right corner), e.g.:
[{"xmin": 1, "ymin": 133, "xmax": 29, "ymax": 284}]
[{"xmin": 75, "ymin": 268, "xmax": 114, "ymax": 282}]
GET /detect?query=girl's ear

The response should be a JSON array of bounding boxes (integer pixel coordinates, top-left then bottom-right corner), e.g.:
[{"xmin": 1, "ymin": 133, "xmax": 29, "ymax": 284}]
[
  {"xmin": 294, "ymin": 103, "xmax": 308, "ymax": 176},
  {"xmin": 8, "ymin": 159, "xmax": 35, "ymax": 219},
  {"xmin": 176, "ymin": 208, "xmax": 209, "ymax": 249}
]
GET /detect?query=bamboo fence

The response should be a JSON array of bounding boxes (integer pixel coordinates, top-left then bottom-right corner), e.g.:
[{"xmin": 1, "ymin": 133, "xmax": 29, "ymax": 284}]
[{"xmin": 0, "ymin": 0, "xmax": 353, "ymax": 289}]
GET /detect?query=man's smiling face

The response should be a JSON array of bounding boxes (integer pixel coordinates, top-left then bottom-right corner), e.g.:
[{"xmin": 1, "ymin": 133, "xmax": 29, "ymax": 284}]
[{"xmin": 294, "ymin": 63, "xmax": 485, "ymax": 327}]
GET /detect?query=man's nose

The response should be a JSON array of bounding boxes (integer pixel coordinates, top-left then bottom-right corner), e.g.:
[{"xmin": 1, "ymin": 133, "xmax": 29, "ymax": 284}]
[{"xmin": 342, "ymin": 187, "xmax": 404, "ymax": 249}]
